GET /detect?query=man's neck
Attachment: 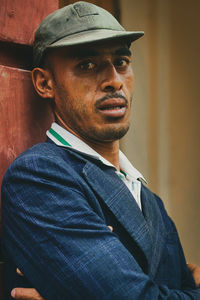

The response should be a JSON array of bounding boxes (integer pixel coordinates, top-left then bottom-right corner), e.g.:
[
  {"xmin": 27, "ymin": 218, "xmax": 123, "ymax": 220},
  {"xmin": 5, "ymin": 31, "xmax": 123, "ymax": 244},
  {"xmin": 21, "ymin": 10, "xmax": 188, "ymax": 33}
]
[
  {"xmin": 81, "ymin": 138, "xmax": 120, "ymax": 171},
  {"xmin": 56, "ymin": 115, "xmax": 120, "ymax": 170}
]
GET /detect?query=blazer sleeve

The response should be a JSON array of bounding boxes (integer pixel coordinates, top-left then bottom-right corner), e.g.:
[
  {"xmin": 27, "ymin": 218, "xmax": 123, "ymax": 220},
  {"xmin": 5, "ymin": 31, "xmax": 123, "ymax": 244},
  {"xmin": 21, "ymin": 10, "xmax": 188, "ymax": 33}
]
[{"xmin": 2, "ymin": 152, "xmax": 200, "ymax": 300}]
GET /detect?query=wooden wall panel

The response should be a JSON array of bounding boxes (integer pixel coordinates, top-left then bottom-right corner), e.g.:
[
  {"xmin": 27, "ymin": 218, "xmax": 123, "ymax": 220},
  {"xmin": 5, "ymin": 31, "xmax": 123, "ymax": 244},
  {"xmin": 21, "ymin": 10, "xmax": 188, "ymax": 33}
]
[
  {"xmin": 0, "ymin": 1, "xmax": 58, "ymax": 298},
  {"xmin": 0, "ymin": 0, "xmax": 58, "ymax": 45},
  {"xmin": 0, "ymin": 65, "xmax": 54, "ymax": 198}
]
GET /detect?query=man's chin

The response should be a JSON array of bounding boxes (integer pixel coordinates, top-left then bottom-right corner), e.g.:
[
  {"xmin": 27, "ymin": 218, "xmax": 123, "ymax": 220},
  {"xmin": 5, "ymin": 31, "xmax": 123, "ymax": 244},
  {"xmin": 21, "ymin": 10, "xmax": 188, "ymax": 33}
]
[{"xmin": 88, "ymin": 125, "xmax": 130, "ymax": 142}]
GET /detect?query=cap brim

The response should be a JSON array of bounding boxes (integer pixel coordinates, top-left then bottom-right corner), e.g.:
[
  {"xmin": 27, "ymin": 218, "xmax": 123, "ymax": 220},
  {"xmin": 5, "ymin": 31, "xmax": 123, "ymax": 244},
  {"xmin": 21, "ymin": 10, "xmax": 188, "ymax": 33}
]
[{"xmin": 47, "ymin": 29, "xmax": 144, "ymax": 48}]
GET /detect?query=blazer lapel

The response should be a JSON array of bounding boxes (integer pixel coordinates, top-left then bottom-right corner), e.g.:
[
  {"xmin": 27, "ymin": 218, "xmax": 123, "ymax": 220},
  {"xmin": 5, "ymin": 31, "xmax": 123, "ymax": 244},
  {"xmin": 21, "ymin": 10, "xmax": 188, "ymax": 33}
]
[
  {"xmin": 65, "ymin": 148, "xmax": 166, "ymax": 278},
  {"xmin": 82, "ymin": 161, "xmax": 153, "ymax": 267}
]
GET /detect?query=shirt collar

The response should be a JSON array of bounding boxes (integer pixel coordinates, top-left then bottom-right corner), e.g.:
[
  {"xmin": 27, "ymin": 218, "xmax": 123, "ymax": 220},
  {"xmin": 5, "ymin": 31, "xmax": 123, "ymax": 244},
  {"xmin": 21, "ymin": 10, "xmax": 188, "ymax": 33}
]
[{"xmin": 47, "ymin": 122, "xmax": 147, "ymax": 182}]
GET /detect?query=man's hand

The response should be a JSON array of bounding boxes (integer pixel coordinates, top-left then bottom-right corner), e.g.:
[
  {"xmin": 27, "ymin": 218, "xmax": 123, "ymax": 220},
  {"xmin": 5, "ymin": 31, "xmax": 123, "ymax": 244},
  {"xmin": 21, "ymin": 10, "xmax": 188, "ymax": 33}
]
[
  {"xmin": 187, "ymin": 263, "xmax": 200, "ymax": 287},
  {"xmin": 11, "ymin": 288, "xmax": 44, "ymax": 300},
  {"xmin": 11, "ymin": 269, "xmax": 44, "ymax": 300}
]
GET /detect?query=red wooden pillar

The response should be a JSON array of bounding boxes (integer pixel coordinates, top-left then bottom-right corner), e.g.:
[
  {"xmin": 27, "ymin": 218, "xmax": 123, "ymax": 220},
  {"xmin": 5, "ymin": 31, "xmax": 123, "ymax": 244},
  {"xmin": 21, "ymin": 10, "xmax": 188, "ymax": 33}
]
[{"xmin": 0, "ymin": 1, "xmax": 58, "ymax": 298}]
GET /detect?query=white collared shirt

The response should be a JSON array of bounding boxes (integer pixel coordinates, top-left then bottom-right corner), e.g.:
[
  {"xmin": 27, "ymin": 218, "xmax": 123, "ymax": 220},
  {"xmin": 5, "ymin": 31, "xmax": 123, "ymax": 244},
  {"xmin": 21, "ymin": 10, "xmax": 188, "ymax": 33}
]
[{"xmin": 47, "ymin": 122, "xmax": 146, "ymax": 210}]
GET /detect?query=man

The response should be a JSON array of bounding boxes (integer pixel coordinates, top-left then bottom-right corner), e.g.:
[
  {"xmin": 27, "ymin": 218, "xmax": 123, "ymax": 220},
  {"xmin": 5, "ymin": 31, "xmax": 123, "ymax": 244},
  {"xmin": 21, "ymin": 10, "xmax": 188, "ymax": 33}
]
[{"xmin": 1, "ymin": 1, "xmax": 200, "ymax": 299}]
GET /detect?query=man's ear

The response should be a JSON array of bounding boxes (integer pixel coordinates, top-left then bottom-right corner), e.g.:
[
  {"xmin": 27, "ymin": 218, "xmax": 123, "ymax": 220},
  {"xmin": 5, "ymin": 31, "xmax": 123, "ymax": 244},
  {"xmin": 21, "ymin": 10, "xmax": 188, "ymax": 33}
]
[{"xmin": 31, "ymin": 68, "xmax": 54, "ymax": 99}]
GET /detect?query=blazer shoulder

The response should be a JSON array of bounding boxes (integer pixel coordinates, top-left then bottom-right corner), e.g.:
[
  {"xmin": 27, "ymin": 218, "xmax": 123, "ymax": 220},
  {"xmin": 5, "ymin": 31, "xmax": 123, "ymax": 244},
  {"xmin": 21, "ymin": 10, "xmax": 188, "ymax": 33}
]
[
  {"xmin": 17, "ymin": 141, "xmax": 68, "ymax": 160},
  {"xmin": 2, "ymin": 142, "xmax": 87, "ymax": 188},
  {"xmin": 5, "ymin": 142, "xmax": 77, "ymax": 170}
]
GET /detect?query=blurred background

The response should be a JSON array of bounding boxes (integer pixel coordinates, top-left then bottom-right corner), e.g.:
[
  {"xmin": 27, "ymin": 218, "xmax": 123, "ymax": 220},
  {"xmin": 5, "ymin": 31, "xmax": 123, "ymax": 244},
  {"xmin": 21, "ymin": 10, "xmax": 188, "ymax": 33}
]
[
  {"xmin": 0, "ymin": 0, "xmax": 199, "ymax": 269},
  {"xmin": 120, "ymin": 0, "xmax": 200, "ymax": 265}
]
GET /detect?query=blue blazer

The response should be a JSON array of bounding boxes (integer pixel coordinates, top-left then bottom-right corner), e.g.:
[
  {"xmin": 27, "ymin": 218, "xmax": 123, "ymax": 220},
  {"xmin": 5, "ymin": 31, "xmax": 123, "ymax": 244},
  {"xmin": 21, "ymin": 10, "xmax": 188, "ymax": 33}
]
[{"xmin": 1, "ymin": 141, "xmax": 200, "ymax": 299}]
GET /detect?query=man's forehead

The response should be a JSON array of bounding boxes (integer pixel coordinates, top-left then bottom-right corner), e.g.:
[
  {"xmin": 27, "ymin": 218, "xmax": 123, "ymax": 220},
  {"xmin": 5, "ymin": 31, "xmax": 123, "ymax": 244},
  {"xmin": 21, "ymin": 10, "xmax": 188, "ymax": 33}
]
[
  {"xmin": 45, "ymin": 41, "xmax": 132, "ymax": 65},
  {"xmin": 64, "ymin": 41, "xmax": 132, "ymax": 59}
]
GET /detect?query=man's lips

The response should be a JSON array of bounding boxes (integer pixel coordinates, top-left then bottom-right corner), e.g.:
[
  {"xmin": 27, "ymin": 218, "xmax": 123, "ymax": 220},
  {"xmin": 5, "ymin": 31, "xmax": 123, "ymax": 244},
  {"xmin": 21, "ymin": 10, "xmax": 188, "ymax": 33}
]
[{"xmin": 97, "ymin": 98, "xmax": 127, "ymax": 118}]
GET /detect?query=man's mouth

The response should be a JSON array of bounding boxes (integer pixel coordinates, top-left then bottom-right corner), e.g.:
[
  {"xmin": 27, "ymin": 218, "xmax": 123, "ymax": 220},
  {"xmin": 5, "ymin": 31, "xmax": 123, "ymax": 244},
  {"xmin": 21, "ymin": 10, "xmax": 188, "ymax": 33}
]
[{"xmin": 97, "ymin": 98, "xmax": 127, "ymax": 118}]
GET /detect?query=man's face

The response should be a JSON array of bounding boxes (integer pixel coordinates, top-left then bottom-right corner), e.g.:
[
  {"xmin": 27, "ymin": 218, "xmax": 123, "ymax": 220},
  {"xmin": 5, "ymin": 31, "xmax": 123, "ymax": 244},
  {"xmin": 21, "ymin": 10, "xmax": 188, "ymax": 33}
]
[{"xmin": 47, "ymin": 40, "xmax": 134, "ymax": 144}]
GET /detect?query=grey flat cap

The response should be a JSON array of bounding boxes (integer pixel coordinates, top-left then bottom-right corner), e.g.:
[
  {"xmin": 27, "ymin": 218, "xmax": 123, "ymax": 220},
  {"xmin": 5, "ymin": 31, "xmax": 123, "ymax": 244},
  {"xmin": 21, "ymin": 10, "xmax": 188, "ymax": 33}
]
[{"xmin": 33, "ymin": 1, "xmax": 144, "ymax": 67}]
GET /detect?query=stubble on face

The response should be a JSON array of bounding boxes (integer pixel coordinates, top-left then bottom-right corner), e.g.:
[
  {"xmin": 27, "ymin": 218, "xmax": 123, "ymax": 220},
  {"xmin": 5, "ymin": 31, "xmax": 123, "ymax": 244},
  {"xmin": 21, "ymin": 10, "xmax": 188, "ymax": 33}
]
[
  {"xmin": 53, "ymin": 79, "xmax": 133, "ymax": 143},
  {"xmin": 47, "ymin": 42, "xmax": 134, "ymax": 144}
]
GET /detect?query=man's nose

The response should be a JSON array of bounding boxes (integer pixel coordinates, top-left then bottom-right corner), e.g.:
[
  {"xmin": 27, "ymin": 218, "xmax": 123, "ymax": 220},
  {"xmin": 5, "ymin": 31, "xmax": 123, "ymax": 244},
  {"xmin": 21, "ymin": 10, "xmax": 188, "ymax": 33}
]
[{"xmin": 100, "ymin": 64, "xmax": 123, "ymax": 93}]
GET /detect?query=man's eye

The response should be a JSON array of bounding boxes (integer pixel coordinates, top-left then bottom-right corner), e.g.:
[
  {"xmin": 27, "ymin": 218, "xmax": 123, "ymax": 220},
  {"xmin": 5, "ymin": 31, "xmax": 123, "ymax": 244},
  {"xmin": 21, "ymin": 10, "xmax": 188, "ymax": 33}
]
[
  {"xmin": 79, "ymin": 61, "xmax": 96, "ymax": 70},
  {"xmin": 115, "ymin": 58, "xmax": 130, "ymax": 68}
]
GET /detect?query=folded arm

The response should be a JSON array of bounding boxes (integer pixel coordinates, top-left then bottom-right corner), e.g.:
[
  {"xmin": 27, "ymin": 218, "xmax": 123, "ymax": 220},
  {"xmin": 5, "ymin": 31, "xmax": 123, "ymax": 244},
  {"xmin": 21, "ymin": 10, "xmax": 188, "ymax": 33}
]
[
  {"xmin": 11, "ymin": 263, "xmax": 200, "ymax": 300},
  {"xmin": 2, "ymin": 153, "xmax": 200, "ymax": 299}
]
